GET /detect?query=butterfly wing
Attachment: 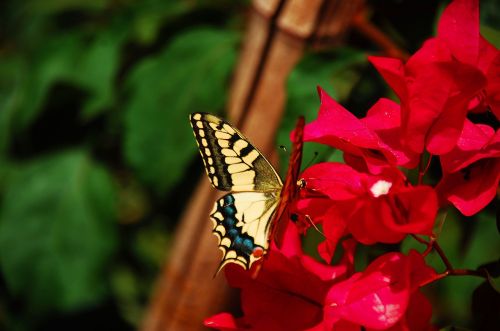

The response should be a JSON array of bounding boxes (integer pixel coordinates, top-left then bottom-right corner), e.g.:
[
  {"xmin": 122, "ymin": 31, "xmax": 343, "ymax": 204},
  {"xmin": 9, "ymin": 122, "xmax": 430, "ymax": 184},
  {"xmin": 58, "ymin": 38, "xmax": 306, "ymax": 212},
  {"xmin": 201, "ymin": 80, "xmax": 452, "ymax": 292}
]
[
  {"xmin": 210, "ymin": 192, "xmax": 279, "ymax": 271},
  {"xmin": 190, "ymin": 112, "xmax": 282, "ymax": 192}
]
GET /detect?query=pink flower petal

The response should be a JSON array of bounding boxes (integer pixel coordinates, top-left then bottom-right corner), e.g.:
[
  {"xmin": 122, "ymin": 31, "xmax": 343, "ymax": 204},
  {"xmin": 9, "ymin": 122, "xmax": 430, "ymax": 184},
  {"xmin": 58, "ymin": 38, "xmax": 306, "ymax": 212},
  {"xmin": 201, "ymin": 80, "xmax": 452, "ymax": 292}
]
[
  {"xmin": 486, "ymin": 52, "xmax": 500, "ymax": 119},
  {"xmin": 384, "ymin": 291, "xmax": 436, "ymax": 331},
  {"xmin": 204, "ymin": 313, "xmax": 242, "ymax": 330},
  {"xmin": 437, "ymin": 158, "xmax": 500, "ymax": 216},
  {"xmin": 368, "ymin": 56, "xmax": 407, "ymax": 101},
  {"xmin": 325, "ymin": 253, "xmax": 412, "ymax": 329},
  {"xmin": 300, "ymin": 162, "xmax": 365, "ymax": 200},
  {"xmin": 440, "ymin": 121, "xmax": 499, "ymax": 173},
  {"xmin": 362, "ymin": 98, "xmax": 419, "ymax": 168},
  {"xmin": 426, "ymin": 62, "xmax": 487, "ymax": 154},
  {"xmin": 437, "ymin": 0, "xmax": 479, "ymax": 65},
  {"xmin": 304, "ymin": 88, "xmax": 381, "ymax": 152}
]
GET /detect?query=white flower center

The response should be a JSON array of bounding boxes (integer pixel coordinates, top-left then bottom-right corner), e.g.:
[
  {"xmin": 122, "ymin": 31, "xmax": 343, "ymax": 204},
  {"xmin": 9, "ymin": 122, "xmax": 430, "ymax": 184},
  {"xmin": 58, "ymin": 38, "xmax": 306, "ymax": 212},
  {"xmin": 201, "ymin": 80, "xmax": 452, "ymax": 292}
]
[{"xmin": 370, "ymin": 180, "xmax": 392, "ymax": 197}]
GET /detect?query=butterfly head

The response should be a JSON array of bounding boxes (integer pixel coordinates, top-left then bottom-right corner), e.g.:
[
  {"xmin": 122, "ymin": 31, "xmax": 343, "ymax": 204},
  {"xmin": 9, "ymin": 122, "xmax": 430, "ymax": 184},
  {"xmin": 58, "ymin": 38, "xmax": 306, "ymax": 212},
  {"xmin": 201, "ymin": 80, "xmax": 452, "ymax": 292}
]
[{"xmin": 297, "ymin": 178, "xmax": 307, "ymax": 189}]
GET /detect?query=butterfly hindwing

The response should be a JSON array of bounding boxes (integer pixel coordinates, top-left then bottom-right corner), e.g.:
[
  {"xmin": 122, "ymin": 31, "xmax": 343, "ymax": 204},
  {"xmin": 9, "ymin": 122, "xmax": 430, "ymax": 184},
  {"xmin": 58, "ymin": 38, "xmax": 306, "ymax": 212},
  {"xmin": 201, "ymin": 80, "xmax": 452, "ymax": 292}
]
[
  {"xmin": 189, "ymin": 113, "xmax": 282, "ymax": 192},
  {"xmin": 210, "ymin": 192, "xmax": 279, "ymax": 271}
]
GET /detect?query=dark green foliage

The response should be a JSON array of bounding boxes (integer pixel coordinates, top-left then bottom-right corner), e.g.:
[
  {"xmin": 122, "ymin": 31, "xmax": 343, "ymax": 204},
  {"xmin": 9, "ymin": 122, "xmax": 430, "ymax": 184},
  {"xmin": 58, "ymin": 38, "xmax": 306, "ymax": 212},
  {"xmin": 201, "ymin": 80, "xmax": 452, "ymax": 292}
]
[
  {"xmin": 0, "ymin": 151, "xmax": 117, "ymax": 312},
  {"xmin": 124, "ymin": 28, "xmax": 238, "ymax": 194},
  {"xmin": 472, "ymin": 281, "xmax": 500, "ymax": 330},
  {"xmin": 0, "ymin": 0, "xmax": 245, "ymax": 329}
]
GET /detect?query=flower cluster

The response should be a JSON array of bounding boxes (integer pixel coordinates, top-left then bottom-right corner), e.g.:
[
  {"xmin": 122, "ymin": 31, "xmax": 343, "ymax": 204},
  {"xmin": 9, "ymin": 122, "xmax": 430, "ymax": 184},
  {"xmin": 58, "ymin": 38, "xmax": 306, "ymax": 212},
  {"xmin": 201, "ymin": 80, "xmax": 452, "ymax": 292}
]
[
  {"xmin": 206, "ymin": 224, "xmax": 437, "ymax": 331},
  {"xmin": 206, "ymin": 0, "xmax": 499, "ymax": 329}
]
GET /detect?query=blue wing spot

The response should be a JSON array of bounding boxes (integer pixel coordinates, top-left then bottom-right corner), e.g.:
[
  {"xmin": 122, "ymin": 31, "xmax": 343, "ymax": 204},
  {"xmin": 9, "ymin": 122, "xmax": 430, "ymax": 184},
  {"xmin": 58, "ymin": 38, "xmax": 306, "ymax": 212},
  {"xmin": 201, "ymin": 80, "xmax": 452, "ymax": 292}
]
[
  {"xmin": 223, "ymin": 205, "xmax": 236, "ymax": 217},
  {"xmin": 231, "ymin": 236, "xmax": 254, "ymax": 255},
  {"xmin": 224, "ymin": 195, "xmax": 235, "ymax": 204},
  {"xmin": 233, "ymin": 236, "xmax": 243, "ymax": 247},
  {"xmin": 215, "ymin": 194, "xmax": 263, "ymax": 262},
  {"xmin": 228, "ymin": 228, "xmax": 239, "ymax": 239},
  {"xmin": 242, "ymin": 239, "xmax": 254, "ymax": 254},
  {"xmin": 223, "ymin": 216, "xmax": 236, "ymax": 227}
]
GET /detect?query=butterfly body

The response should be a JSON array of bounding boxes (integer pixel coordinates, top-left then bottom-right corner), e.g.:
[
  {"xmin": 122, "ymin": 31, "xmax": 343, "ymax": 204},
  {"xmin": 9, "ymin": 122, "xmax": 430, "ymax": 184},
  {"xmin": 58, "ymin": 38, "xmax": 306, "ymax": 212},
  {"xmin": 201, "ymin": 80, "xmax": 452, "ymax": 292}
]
[{"xmin": 189, "ymin": 112, "xmax": 303, "ymax": 272}]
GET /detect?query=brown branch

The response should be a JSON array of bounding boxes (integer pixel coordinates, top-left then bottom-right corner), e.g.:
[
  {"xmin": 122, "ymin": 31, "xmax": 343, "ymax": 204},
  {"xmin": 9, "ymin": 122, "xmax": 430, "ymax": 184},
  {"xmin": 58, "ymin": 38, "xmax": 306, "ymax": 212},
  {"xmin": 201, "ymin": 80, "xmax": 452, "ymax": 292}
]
[
  {"xmin": 417, "ymin": 154, "xmax": 433, "ymax": 185},
  {"xmin": 422, "ymin": 268, "xmax": 487, "ymax": 287},
  {"xmin": 447, "ymin": 268, "xmax": 488, "ymax": 278},
  {"xmin": 432, "ymin": 241, "xmax": 454, "ymax": 271},
  {"xmin": 410, "ymin": 234, "xmax": 435, "ymax": 257},
  {"xmin": 351, "ymin": 7, "xmax": 409, "ymax": 61},
  {"xmin": 411, "ymin": 234, "xmax": 429, "ymax": 245}
]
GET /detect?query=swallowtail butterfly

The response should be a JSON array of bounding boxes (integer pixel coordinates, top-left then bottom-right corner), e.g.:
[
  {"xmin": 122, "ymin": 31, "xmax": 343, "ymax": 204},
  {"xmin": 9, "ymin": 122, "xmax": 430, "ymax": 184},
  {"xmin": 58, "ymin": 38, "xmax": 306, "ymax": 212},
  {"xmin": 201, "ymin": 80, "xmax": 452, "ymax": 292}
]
[{"xmin": 189, "ymin": 112, "xmax": 304, "ymax": 272}]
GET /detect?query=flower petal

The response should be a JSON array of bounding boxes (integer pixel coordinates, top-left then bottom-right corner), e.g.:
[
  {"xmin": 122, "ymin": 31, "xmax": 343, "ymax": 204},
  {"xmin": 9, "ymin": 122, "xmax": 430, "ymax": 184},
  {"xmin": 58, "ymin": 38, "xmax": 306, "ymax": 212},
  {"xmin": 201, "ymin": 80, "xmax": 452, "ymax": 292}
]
[
  {"xmin": 368, "ymin": 56, "xmax": 407, "ymax": 101},
  {"xmin": 362, "ymin": 98, "xmax": 419, "ymax": 168},
  {"xmin": 437, "ymin": 0, "xmax": 479, "ymax": 65},
  {"xmin": 385, "ymin": 291, "xmax": 437, "ymax": 331},
  {"xmin": 304, "ymin": 88, "xmax": 381, "ymax": 152},
  {"xmin": 204, "ymin": 312, "xmax": 243, "ymax": 331},
  {"xmin": 436, "ymin": 158, "xmax": 500, "ymax": 216},
  {"xmin": 325, "ymin": 253, "xmax": 412, "ymax": 329},
  {"xmin": 300, "ymin": 162, "xmax": 365, "ymax": 200},
  {"xmin": 440, "ymin": 121, "xmax": 498, "ymax": 173}
]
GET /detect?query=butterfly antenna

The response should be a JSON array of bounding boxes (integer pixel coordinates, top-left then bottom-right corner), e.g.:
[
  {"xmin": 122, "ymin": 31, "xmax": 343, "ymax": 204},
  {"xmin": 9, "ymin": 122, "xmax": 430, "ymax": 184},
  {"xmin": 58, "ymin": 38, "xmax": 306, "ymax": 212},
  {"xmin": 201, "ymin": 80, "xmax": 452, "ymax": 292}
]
[
  {"xmin": 304, "ymin": 151, "xmax": 319, "ymax": 169},
  {"xmin": 305, "ymin": 215, "xmax": 326, "ymax": 238}
]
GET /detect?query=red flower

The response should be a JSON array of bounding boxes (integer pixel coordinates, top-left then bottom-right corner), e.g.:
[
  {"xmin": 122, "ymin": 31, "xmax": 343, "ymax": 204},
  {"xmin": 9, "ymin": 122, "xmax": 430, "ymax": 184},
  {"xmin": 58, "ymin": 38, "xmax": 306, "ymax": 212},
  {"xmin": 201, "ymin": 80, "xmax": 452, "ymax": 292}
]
[
  {"xmin": 386, "ymin": 291, "xmax": 437, "ymax": 331},
  {"xmin": 437, "ymin": 120, "xmax": 500, "ymax": 215},
  {"xmin": 301, "ymin": 88, "xmax": 419, "ymax": 174},
  {"xmin": 369, "ymin": 0, "xmax": 499, "ymax": 155},
  {"xmin": 324, "ymin": 250, "xmax": 437, "ymax": 330},
  {"xmin": 369, "ymin": 41, "xmax": 485, "ymax": 155},
  {"xmin": 204, "ymin": 223, "xmax": 356, "ymax": 331},
  {"xmin": 438, "ymin": 0, "xmax": 500, "ymax": 118},
  {"xmin": 205, "ymin": 225, "xmax": 437, "ymax": 331},
  {"xmin": 297, "ymin": 163, "xmax": 437, "ymax": 259}
]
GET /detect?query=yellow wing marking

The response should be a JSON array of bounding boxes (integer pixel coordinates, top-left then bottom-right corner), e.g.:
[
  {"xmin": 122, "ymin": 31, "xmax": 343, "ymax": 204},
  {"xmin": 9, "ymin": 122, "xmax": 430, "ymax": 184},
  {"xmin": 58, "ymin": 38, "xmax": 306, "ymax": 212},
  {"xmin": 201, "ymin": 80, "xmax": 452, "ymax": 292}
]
[{"xmin": 189, "ymin": 113, "xmax": 282, "ymax": 192}]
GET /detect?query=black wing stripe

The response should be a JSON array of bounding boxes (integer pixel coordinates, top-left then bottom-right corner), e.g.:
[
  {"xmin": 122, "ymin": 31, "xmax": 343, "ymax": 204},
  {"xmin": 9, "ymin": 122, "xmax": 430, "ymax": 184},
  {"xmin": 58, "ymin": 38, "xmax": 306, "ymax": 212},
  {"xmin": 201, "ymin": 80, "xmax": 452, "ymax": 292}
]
[{"xmin": 189, "ymin": 113, "xmax": 282, "ymax": 191}]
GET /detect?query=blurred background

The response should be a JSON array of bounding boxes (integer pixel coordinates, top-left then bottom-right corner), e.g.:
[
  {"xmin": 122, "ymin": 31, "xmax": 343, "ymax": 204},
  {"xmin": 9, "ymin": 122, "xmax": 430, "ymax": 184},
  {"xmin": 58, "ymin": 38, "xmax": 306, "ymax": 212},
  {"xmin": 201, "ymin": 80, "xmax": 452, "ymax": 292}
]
[{"xmin": 0, "ymin": 0, "xmax": 498, "ymax": 330}]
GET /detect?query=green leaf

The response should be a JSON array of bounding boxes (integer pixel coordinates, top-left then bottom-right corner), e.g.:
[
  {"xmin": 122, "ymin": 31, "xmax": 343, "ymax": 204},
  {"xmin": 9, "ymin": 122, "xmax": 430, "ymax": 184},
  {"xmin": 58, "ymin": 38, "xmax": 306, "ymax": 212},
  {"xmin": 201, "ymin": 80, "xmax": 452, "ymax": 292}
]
[
  {"xmin": 463, "ymin": 212, "xmax": 500, "ymax": 269},
  {"xmin": 6, "ymin": 26, "xmax": 125, "ymax": 130},
  {"xmin": 278, "ymin": 48, "xmax": 367, "ymax": 174},
  {"xmin": 0, "ymin": 56, "xmax": 25, "ymax": 158},
  {"xmin": 0, "ymin": 150, "xmax": 118, "ymax": 312},
  {"xmin": 481, "ymin": 25, "xmax": 500, "ymax": 49},
  {"xmin": 73, "ymin": 27, "xmax": 127, "ymax": 119},
  {"xmin": 486, "ymin": 271, "xmax": 500, "ymax": 293},
  {"xmin": 111, "ymin": 265, "xmax": 144, "ymax": 326},
  {"xmin": 129, "ymin": 0, "xmax": 191, "ymax": 44},
  {"xmin": 15, "ymin": 33, "xmax": 83, "ymax": 129},
  {"xmin": 124, "ymin": 28, "xmax": 238, "ymax": 194},
  {"xmin": 497, "ymin": 204, "xmax": 500, "ymax": 233}
]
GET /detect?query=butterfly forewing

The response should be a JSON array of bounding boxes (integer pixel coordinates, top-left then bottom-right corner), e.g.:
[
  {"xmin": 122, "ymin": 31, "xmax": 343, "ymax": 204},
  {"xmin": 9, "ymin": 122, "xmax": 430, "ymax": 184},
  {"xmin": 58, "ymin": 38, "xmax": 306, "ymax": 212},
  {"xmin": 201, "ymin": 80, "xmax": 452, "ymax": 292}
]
[
  {"xmin": 210, "ymin": 192, "xmax": 279, "ymax": 271},
  {"xmin": 190, "ymin": 113, "xmax": 282, "ymax": 192}
]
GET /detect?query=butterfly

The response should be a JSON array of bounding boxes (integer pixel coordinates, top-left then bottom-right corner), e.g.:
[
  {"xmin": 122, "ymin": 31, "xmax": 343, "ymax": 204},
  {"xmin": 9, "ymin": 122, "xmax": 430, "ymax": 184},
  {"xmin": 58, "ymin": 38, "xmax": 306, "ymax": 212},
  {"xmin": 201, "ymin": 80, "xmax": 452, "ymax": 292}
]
[{"xmin": 189, "ymin": 112, "xmax": 304, "ymax": 273}]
